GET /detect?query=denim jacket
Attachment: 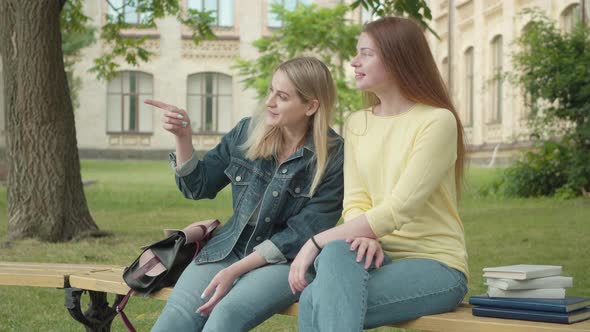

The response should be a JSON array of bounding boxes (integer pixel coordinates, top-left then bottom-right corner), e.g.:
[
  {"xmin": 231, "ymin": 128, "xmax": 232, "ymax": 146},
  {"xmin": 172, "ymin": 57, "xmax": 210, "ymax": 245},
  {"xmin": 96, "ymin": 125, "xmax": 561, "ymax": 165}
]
[{"xmin": 170, "ymin": 117, "xmax": 344, "ymax": 264}]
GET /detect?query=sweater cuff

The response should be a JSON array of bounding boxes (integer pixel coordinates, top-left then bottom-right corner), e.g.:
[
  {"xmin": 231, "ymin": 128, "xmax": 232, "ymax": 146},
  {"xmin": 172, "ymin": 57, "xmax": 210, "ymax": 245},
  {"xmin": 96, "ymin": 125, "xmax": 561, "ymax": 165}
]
[
  {"xmin": 169, "ymin": 151, "xmax": 198, "ymax": 177},
  {"xmin": 254, "ymin": 240, "xmax": 287, "ymax": 264},
  {"xmin": 365, "ymin": 203, "xmax": 396, "ymax": 238}
]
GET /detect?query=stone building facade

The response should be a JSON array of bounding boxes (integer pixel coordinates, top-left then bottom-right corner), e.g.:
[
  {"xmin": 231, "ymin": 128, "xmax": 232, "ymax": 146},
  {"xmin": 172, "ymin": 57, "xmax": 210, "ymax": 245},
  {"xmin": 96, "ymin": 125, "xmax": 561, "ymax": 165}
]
[
  {"xmin": 427, "ymin": 0, "xmax": 587, "ymax": 163},
  {"xmin": 0, "ymin": 0, "xmax": 587, "ymax": 162}
]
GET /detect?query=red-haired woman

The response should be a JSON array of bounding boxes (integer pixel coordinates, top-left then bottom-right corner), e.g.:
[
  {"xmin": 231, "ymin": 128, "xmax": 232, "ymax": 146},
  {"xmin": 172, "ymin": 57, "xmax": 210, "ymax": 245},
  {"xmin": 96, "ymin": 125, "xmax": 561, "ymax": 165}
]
[{"xmin": 289, "ymin": 17, "xmax": 469, "ymax": 330}]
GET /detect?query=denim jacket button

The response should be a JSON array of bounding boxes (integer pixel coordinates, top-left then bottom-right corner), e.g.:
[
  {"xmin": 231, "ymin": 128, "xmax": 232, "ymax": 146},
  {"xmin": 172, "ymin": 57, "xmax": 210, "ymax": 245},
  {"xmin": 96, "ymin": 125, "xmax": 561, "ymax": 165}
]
[
  {"xmin": 264, "ymin": 217, "xmax": 271, "ymax": 223},
  {"xmin": 255, "ymin": 236, "xmax": 262, "ymax": 242},
  {"xmin": 295, "ymin": 187, "xmax": 301, "ymax": 194},
  {"xmin": 272, "ymin": 191, "xmax": 279, "ymax": 197},
  {"xmin": 236, "ymin": 176, "xmax": 242, "ymax": 182},
  {"xmin": 281, "ymin": 168, "xmax": 288, "ymax": 174}
]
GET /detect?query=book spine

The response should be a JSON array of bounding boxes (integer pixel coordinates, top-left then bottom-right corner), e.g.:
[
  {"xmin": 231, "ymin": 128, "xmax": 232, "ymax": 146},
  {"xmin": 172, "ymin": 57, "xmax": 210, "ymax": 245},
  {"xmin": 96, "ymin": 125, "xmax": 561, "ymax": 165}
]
[
  {"xmin": 526, "ymin": 267, "xmax": 562, "ymax": 279},
  {"xmin": 487, "ymin": 287, "xmax": 565, "ymax": 299},
  {"xmin": 485, "ymin": 277, "xmax": 573, "ymax": 290},
  {"xmin": 469, "ymin": 298, "xmax": 567, "ymax": 313},
  {"xmin": 472, "ymin": 307, "xmax": 567, "ymax": 324}
]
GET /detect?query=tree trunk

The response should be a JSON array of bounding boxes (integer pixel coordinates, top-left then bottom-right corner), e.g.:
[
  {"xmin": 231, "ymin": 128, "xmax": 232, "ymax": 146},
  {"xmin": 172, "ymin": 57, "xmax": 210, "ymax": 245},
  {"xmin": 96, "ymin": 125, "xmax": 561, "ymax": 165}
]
[{"xmin": 0, "ymin": 0, "xmax": 99, "ymax": 241}]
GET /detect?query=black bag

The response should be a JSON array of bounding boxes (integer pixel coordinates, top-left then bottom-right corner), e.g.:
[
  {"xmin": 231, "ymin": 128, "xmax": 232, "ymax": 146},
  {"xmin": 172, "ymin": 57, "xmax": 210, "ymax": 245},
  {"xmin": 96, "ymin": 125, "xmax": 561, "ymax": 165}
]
[{"xmin": 116, "ymin": 219, "xmax": 220, "ymax": 331}]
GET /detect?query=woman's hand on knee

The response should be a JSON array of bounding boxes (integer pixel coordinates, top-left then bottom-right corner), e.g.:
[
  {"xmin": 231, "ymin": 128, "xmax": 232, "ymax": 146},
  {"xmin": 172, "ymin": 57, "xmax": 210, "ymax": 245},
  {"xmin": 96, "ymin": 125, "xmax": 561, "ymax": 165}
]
[
  {"xmin": 289, "ymin": 240, "xmax": 320, "ymax": 294},
  {"xmin": 196, "ymin": 268, "xmax": 239, "ymax": 316},
  {"xmin": 346, "ymin": 237, "xmax": 384, "ymax": 269}
]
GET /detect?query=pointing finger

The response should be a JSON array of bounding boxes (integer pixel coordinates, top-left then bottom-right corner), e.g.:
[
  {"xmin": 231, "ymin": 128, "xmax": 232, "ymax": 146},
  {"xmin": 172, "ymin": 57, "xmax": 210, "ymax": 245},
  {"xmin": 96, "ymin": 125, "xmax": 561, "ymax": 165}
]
[{"xmin": 144, "ymin": 99, "xmax": 177, "ymax": 111}]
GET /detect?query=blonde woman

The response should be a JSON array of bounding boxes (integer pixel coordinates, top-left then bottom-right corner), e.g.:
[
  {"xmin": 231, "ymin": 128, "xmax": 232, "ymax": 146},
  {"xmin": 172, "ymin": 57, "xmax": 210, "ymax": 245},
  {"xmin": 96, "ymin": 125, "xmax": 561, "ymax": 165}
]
[
  {"xmin": 148, "ymin": 57, "xmax": 344, "ymax": 331},
  {"xmin": 289, "ymin": 17, "xmax": 469, "ymax": 331}
]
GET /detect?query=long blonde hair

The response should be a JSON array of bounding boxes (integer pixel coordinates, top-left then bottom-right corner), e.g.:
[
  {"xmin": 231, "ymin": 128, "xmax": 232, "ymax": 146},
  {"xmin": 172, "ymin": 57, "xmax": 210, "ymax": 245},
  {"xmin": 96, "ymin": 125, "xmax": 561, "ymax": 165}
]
[
  {"xmin": 363, "ymin": 17, "xmax": 466, "ymax": 196},
  {"xmin": 241, "ymin": 57, "xmax": 336, "ymax": 196}
]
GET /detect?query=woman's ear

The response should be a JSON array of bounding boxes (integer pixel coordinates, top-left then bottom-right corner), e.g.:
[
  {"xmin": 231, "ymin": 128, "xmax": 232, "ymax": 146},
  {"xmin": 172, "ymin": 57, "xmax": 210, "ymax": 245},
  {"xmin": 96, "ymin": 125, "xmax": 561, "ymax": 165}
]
[{"xmin": 306, "ymin": 100, "xmax": 320, "ymax": 117}]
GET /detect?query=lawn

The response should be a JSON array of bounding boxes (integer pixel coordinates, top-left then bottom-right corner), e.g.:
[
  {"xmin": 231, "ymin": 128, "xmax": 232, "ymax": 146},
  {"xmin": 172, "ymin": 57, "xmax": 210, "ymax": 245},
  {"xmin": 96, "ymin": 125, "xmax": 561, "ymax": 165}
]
[{"xmin": 0, "ymin": 161, "xmax": 589, "ymax": 331}]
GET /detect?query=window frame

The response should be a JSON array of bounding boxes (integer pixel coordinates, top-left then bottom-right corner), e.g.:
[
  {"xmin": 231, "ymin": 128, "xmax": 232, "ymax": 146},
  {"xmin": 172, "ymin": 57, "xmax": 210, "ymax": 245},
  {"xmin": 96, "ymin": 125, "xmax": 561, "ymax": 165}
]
[
  {"xmin": 267, "ymin": 0, "xmax": 312, "ymax": 28},
  {"xmin": 106, "ymin": 0, "xmax": 148, "ymax": 26},
  {"xmin": 186, "ymin": 0, "xmax": 235, "ymax": 28},
  {"xmin": 106, "ymin": 71, "xmax": 154, "ymax": 135},
  {"xmin": 489, "ymin": 35, "xmax": 503, "ymax": 124},
  {"xmin": 187, "ymin": 72, "xmax": 233, "ymax": 134},
  {"xmin": 561, "ymin": 3, "xmax": 581, "ymax": 33}
]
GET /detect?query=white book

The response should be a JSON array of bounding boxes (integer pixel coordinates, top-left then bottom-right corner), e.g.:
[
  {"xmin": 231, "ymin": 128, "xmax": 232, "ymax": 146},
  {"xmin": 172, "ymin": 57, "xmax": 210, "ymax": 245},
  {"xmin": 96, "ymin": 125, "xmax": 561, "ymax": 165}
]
[
  {"xmin": 485, "ymin": 276, "xmax": 573, "ymax": 290},
  {"xmin": 482, "ymin": 264, "xmax": 562, "ymax": 280},
  {"xmin": 487, "ymin": 286, "xmax": 566, "ymax": 299}
]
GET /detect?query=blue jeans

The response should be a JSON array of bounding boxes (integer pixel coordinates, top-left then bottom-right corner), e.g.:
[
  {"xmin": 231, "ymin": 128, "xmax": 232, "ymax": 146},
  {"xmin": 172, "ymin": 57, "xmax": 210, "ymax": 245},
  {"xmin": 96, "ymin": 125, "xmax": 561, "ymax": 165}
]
[
  {"xmin": 299, "ymin": 240, "xmax": 468, "ymax": 331},
  {"xmin": 151, "ymin": 250, "xmax": 298, "ymax": 332}
]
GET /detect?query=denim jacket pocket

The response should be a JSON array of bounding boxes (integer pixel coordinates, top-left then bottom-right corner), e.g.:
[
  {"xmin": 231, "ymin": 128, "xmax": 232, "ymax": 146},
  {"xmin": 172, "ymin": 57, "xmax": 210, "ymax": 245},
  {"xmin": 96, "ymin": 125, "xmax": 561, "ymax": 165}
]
[
  {"xmin": 224, "ymin": 158, "xmax": 254, "ymax": 211},
  {"xmin": 283, "ymin": 176, "xmax": 312, "ymax": 219}
]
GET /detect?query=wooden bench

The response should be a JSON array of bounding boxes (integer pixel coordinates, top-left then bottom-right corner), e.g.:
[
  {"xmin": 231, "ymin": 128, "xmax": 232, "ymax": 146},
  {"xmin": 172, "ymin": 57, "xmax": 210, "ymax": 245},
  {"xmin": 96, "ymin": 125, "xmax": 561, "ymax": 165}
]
[{"xmin": 1, "ymin": 262, "xmax": 590, "ymax": 332}]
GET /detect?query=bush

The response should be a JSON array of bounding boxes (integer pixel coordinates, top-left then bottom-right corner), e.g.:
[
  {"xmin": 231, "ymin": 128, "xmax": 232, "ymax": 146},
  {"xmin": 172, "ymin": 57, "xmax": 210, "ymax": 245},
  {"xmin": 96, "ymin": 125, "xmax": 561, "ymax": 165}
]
[
  {"xmin": 482, "ymin": 141, "xmax": 590, "ymax": 199},
  {"xmin": 503, "ymin": 141, "xmax": 569, "ymax": 197},
  {"xmin": 504, "ymin": 9, "xmax": 590, "ymax": 198}
]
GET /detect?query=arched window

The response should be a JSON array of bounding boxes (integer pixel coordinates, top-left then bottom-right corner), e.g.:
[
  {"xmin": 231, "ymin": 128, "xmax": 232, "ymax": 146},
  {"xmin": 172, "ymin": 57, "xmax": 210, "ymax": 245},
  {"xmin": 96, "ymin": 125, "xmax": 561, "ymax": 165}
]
[
  {"xmin": 188, "ymin": 0, "xmax": 234, "ymax": 27},
  {"xmin": 463, "ymin": 47, "xmax": 474, "ymax": 127},
  {"xmin": 107, "ymin": 71, "xmax": 154, "ymax": 133},
  {"xmin": 490, "ymin": 35, "xmax": 503, "ymax": 123},
  {"xmin": 268, "ymin": 0, "xmax": 312, "ymax": 28},
  {"xmin": 187, "ymin": 72, "xmax": 233, "ymax": 133},
  {"xmin": 561, "ymin": 4, "xmax": 581, "ymax": 33}
]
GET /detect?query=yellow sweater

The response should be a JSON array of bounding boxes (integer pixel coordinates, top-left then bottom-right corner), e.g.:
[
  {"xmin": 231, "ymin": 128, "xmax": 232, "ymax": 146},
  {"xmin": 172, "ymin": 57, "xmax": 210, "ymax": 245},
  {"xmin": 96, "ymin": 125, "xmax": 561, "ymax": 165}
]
[{"xmin": 343, "ymin": 104, "xmax": 468, "ymax": 278}]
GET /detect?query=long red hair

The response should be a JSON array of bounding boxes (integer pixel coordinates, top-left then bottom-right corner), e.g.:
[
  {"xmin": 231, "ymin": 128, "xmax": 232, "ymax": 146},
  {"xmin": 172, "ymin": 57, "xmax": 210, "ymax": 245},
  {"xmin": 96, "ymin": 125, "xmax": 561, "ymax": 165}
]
[{"xmin": 363, "ymin": 17, "xmax": 466, "ymax": 195}]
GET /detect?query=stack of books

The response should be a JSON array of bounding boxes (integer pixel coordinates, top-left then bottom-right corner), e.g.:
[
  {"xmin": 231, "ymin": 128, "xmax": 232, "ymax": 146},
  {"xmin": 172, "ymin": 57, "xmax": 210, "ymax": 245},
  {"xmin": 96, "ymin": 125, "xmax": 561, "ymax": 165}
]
[{"xmin": 469, "ymin": 264, "xmax": 590, "ymax": 324}]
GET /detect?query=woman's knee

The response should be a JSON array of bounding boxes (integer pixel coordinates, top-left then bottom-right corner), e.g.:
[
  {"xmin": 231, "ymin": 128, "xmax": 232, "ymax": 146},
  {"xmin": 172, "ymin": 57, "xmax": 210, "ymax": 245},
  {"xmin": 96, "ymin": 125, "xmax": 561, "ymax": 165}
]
[
  {"xmin": 315, "ymin": 240, "xmax": 357, "ymax": 267},
  {"xmin": 203, "ymin": 302, "xmax": 254, "ymax": 332},
  {"xmin": 152, "ymin": 294, "xmax": 206, "ymax": 331},
  {"xmin": 319, "ymin": 240, "xmax": 352, "ymax": 260}
]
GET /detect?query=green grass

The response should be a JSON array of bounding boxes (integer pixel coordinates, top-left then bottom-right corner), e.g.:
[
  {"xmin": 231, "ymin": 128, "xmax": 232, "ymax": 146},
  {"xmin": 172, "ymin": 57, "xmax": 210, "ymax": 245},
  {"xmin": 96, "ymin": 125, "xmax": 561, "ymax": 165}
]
[{"xmin": 0, "ymin": 161, "xmax": 589, "ymax": 331}]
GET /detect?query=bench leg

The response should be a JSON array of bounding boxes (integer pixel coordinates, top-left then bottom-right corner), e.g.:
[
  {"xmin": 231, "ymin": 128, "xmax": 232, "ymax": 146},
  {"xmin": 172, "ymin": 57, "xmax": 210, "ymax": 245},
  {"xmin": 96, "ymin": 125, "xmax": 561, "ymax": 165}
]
[{"xmin": 64, "ymin": 288, "xmax": 124, "ymax": 332}]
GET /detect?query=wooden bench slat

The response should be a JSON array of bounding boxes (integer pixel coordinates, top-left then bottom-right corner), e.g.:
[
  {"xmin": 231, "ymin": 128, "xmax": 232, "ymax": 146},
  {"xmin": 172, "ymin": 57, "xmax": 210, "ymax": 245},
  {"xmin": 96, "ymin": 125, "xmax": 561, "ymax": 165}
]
[
  {"xmin": 0, "ymin": 266, "xmax": 116, "ymax": 275},
  {"xmin": 69, "ymin": 269, "xmax": 172, "ymax": 301},
  {"xmin": 0, "ymin": 262, "xmax": 119, "ymax": 270},
  {"xmin": 2, "ymin": 262, "xmax": 590, "ymax": 332},
  {"xmin": 394, "ymin": 304, "xmax": 590, "ymax": 332},
  {"xmin": 67, "ymin": 267, "xmax": 590, "ymax": 332},
  {"xmin": 0, "ymin": 262, "xmax": 121, "ymax": 289},
  {"xmin": 0, "ymin": 270, "xmax": 65, "ymax": 288}
]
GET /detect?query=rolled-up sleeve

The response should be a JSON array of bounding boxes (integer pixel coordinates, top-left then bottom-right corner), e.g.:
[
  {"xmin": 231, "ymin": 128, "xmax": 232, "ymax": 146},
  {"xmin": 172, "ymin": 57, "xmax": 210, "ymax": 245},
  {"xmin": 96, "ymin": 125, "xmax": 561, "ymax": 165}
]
[
  {"xmin": 169, "ymin": 150, "xmax": 199, "ymax": 177},
  {"xmin": 254, "ymin": 240, "xmax": 287, "ymax": 264},
  {"xmin": 269, "ymin": 144, "xmax": 344, "ymax": 260}
]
